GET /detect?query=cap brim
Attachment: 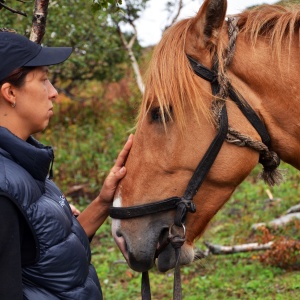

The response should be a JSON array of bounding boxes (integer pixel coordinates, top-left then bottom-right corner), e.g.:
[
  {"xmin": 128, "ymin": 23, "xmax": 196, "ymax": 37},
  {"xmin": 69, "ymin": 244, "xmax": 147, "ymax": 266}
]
[{"xmin": 24, "ymin": 47, "xmax": 72, "ymax": 67}]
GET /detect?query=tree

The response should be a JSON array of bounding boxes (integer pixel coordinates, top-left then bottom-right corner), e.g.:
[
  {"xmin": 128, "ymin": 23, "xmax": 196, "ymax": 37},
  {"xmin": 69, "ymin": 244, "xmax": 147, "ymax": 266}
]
[
  {"xmin": 109, "ymin": 0, "xmax": 148, "ymax": 94},
  {"xmin": 92, "ymin": 0, "xmax": 188, "ymax": 95}
]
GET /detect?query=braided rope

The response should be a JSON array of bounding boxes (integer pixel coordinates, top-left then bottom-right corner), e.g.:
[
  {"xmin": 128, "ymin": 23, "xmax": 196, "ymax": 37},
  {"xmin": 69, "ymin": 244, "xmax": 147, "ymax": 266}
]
[{"xmin": 211, "ymin": 17, "xmax": 283, "ymax": 186}]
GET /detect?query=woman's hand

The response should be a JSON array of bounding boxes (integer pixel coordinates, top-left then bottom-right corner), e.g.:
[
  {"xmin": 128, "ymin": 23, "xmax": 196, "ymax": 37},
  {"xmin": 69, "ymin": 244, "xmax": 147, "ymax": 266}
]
[
  {"xmin": 77, "ymin": 134, "xmax": 134, "ymax": 237},
  {"xmin": 98, "ymin": 133, "xmax": 134, "ymax": 206}
]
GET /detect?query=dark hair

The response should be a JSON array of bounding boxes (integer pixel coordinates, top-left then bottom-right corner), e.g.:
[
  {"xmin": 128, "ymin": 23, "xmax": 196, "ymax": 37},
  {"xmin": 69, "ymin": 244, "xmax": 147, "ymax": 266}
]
[{"xmin": 0, "ymin": 66, "xmax": 36, "ymax": 88}]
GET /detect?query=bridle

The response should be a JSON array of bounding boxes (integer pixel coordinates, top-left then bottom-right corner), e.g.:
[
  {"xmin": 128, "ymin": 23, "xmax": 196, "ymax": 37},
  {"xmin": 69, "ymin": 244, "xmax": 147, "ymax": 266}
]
[{"xmin": 109, "ymin": 17, "xmax": 279, "ymax": 300}]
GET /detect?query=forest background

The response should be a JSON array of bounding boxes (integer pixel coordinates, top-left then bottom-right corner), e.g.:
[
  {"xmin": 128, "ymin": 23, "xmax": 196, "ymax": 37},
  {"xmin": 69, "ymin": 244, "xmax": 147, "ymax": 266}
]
[{"xmin": 1, "ymin": 0, "xmax": 300, "ymax": 299}]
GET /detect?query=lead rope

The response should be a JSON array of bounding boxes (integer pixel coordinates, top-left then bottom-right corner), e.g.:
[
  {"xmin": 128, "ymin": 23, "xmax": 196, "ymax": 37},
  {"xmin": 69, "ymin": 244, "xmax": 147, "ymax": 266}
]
[
  {"xmin": 141, "ymin": 231, "xmax": 185, "ymax": 300},
  {"xmin": 141, "ymin": 272, "xmax": 151, "ymax": 300},
  {"xmin": 170, "ymin": 235, "xmax": 185, "ymax": 300},
  {"xmin": 212, "ymin": 17, "xmax": 282, "ymax": 186},
  {"xmin": 141, "ymin": 244, "xmax": 184, "ymax": 300}
]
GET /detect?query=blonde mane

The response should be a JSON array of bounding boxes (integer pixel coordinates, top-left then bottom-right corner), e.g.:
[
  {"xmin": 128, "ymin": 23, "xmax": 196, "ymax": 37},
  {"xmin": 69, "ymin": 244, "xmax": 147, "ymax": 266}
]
[
  {"xmin": 137, "ymin": 18, "xmax": 213, "ymax": 131},
  {"xmin": 238, "ymin": 5, "xmax": 300, "ymax": 56},
  {"xmin": 137, "ymin": 4, "xmax": 300, "ymax": 131}
]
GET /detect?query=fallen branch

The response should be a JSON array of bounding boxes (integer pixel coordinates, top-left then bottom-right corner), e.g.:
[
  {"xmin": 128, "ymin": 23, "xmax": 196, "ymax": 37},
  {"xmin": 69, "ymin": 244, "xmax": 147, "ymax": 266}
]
[
  {"xmin": 203, "ymin": 241, "xmax": 273, "ymax": 255},
  {"xmin": 286, "ymin": 204, "xmax": 300, "ymax": 214},
  {"xmin": 252, "ymin": 212, "xmax": 300, "ymax": 230}
]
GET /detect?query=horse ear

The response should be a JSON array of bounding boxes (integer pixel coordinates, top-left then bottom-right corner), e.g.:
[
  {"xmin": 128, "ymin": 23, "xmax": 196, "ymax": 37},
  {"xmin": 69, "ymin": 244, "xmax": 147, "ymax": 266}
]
[{"xmin": 191, "ymin": 0, "xmax": 227, "ymax": 48}]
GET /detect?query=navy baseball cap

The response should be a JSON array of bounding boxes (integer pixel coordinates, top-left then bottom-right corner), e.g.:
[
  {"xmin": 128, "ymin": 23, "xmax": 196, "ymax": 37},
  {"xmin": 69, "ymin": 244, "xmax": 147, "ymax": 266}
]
[{"xmin": 0, "ymin": 32, "xmax": 72, "ymax": 82}]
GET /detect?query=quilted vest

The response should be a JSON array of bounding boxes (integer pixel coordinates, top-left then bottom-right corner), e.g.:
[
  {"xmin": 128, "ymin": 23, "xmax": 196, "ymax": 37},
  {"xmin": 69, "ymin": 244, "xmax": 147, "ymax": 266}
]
[{"xmin": 0, "ymin": 127, "xmax": 102, "ymax": 300}]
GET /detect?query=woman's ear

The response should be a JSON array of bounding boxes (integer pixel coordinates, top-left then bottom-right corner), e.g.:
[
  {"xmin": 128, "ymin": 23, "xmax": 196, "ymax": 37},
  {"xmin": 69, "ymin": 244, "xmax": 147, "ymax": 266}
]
[{"xmin": 0, "ymin": 83, "xmax": 16, "ymax": 106}]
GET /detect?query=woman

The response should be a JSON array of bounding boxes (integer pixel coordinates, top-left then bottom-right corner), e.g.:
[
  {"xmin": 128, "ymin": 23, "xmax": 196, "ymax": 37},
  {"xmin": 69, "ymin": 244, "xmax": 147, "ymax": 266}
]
[{"xmin": 0, "ymin": 31, "xmax": 133, "ymax": 299}]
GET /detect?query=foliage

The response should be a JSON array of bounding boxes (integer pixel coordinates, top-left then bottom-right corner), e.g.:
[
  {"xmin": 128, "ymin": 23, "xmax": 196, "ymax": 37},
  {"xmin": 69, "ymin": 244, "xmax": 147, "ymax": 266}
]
[
  {"xmin": 259, "ymin": 235, "xmax": 300, "ymax": 270},
  {"xmin": 92, "ymin": 0, "xmax": 123, "ymax": 10},
  {"xmin": 37, "ymin": 82, "xmax": 139, "ymax": 203},
  {"xmin": 0, "ymin": 0, "xmax": 136, "ymax": 92},
  {"xmin": 277, "ymin": 0, "xmax": 300, "ymax": 5},
  {"xmin": 107, "ymin": 0, "xmax": 148, "ymax": 25}
]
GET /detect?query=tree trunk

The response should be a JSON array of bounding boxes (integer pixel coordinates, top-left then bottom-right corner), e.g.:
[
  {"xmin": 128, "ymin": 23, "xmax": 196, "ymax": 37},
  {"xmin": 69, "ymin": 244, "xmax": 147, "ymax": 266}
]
[
  {"xmin": 117, "ymin": 24, "xmax": 145, "ymax": 95},
  {"xmin": 29, "ymin": 0, "xmax": 49, "ymax": 43}
]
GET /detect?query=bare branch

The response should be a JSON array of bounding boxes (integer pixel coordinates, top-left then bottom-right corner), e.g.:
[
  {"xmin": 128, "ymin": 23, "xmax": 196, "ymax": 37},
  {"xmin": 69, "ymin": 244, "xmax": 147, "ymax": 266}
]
[
  {"xmin": 164, "ymin": 0, "xmax": 183, "ymax": 31},
  {"xmin": 127, "ymin": 19, "xmax": 137, "ymax": 49},
  {"xmin": 0, "ymin": 1, "xmax": 27, "ymax": 16},
  {"xmin": 116, "ymin": 24, "xmax": 145, "ymax": 94}
]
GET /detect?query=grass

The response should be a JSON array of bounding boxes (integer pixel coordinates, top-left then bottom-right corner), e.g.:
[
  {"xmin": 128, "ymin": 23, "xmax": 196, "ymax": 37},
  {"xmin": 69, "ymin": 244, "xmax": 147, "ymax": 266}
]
[{"xmin": 38, "ymin": 98, "xmax": 300, "ymax": 300}]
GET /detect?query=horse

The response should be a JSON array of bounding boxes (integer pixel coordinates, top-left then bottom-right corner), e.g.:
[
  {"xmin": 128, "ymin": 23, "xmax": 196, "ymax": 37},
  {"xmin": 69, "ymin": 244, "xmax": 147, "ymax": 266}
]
[{"xmin": 110, "ymin": 0, "xmax": 300, "ymax": 293}]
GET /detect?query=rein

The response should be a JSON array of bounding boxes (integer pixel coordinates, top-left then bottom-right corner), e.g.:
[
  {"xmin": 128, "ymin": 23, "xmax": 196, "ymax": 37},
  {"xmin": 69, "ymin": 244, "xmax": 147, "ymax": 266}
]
[{"xmin": 109, "ymin": 17, "xmax": 278, "ymax": 300}]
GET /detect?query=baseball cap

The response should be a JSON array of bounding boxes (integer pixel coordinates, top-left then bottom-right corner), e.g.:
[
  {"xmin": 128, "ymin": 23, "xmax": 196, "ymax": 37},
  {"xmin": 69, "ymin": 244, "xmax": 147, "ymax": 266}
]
[{"xmin": 0, "ymin": 32, "xmax": 72, "ymax": 82}]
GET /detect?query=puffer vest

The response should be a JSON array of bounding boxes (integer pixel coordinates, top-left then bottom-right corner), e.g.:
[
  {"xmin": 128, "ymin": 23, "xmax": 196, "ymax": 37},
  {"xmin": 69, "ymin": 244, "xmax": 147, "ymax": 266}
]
[{"xmin": 0, "ymin": 127, "xmax": 102, "ymax": 300}]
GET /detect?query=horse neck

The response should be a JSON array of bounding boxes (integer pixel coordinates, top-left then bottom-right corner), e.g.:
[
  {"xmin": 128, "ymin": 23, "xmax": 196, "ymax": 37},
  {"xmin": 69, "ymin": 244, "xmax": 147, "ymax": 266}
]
[{"xmin": 229, "ymin": 34, "xmax": 300, "ymax": 169}]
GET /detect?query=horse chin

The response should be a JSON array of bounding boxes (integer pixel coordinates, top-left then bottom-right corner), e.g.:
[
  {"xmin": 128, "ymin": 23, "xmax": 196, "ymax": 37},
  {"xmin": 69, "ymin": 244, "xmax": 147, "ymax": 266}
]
[{"xmin": 156, "ymin": 243, "xmax": 194, "ymax": 272}]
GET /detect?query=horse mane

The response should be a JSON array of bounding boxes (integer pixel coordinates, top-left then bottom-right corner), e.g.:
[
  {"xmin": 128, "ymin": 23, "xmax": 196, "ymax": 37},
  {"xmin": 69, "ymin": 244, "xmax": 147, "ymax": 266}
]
[
  {"xmin": 137, "ymin": 4, "xmax": 300, "ymax": 131},
  {"xmin": 137, "ymin": 19, "xmax": 213, "ymax": 132},
  {"xmin": 238, "ymin": 4, "xmax": 300, "ymax": 53}
]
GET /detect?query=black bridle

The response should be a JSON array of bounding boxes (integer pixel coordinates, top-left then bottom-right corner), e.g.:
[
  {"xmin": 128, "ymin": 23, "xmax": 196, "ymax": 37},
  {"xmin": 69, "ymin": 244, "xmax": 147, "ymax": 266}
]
[{"xmin": 109, "ymin": 58, "xmax": 272, "ymax": 225}]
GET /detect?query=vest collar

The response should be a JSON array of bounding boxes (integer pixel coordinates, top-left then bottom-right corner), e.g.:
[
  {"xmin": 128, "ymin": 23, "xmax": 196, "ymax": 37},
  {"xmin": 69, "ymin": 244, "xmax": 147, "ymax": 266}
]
[{"xmin": 0, "ymin": 127, "xmax": 54, "ymax": 181}]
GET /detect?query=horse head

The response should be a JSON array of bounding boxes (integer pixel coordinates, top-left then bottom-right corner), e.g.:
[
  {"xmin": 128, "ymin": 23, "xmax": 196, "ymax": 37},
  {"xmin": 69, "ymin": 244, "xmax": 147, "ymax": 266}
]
[{"xmin": 111, "ymin": 0, "xmax": 300, "ymax": 274}]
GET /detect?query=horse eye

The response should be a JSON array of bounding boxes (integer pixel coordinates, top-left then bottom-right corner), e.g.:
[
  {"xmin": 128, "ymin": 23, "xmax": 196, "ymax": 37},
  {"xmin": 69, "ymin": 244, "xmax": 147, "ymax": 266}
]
[
  {"xmin": 151, "ymin": 107, "xmax": 162, "ymax": 122},
  {"xmin": 150, "ymin": 107, "xmax": 172, "ymax": 123}
]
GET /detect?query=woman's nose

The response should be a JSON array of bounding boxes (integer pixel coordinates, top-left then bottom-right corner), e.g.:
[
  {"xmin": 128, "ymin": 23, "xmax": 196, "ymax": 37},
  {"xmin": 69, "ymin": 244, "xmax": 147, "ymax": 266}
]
[{"xmin": 48, "ymin": 81, "xmax": 58, "ymax": 100}]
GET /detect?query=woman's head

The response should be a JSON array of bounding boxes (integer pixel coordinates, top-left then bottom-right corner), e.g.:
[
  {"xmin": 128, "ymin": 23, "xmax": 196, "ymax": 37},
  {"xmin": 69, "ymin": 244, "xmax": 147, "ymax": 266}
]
[{"xmin": 0, "ymin": 32, "xmax": 72, "ymax": 139}]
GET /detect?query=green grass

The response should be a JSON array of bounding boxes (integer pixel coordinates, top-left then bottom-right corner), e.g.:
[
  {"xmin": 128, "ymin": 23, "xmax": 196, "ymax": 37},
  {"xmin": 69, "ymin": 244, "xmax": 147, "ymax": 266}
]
[{"xmin": 39, "ymin": 100, "xmax": 300, "ymax": 300}]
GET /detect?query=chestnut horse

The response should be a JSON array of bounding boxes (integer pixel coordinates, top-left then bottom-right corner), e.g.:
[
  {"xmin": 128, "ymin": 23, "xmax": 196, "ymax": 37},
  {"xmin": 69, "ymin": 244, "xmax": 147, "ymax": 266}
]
[{"xmin": 111, "ymin": 0, "xmax": 300, "ymax": 286}]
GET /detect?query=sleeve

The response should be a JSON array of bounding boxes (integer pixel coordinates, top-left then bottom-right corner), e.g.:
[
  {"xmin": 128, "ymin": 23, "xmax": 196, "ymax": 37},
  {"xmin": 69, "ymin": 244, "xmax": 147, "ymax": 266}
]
[{"xmin": 0, "ymin": 195, "xmax": 23, "ymax": 300}]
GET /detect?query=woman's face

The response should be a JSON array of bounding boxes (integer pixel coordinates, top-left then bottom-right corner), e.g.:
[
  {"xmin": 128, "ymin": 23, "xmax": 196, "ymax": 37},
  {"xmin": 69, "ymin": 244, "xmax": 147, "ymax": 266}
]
[{"xmin": 13, "ymin": 66, "xmax": 58, "ymax": 138}]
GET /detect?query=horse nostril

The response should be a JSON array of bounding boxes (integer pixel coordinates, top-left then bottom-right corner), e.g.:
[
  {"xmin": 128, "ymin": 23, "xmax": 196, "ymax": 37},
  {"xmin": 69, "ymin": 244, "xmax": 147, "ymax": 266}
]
[
  {"xmin": 116, "ymin": 229, "xmax": 123, "ymax": 237},
  {"xmin": 114, "ymin": 230, "xmax": 129, "ymax": 261}
]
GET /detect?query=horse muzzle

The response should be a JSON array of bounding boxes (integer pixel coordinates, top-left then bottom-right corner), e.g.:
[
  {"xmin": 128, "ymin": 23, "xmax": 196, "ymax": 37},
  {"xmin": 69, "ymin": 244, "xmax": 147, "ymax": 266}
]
[
  {"xmin": 112, "ymin": 217, "xmax": 194, "ymax": 272},
  {"xmin": 112, "ymin": 216, "xmax": 169, "ymax": 272}
]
